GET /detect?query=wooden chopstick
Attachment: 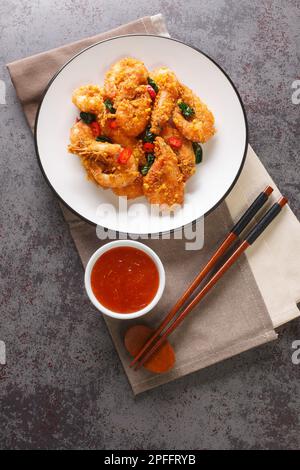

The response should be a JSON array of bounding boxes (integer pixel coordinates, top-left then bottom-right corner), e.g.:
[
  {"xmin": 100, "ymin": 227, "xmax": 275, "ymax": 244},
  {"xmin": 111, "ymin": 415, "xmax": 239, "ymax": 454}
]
[
  {"xmin": 133, "ymin": 195, "xmax": 287, "ymax": 371},
  {"xmin": 130, "ymin": 186, "xmax": 274, "ymax": 369}
]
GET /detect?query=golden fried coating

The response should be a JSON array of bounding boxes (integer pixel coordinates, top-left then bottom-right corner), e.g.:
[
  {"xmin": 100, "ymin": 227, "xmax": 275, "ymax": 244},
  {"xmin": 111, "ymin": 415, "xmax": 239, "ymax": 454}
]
[
  {"xmin": 68, "ymin": 121, "xmax": 101, "ymax": 182},
  {"xmin": 113, "ymin": 175, "xmax": 144, "ymax": 199},
  {"xmin": 68, "ymin": 135, "xmax": 122, "ymax": 165},
  {"xmin": 143, "ymin": 137, "xmax": 184, "ymax": 206},
  {"xmin": 69, "ymin": 58, "xmax": 216, "ymax": 205},
  {"xmin": 161, "ymin": 124, "xmax": 196, "ymax": 181},
  {"xmin": 104, "ymin": 58, "xmax": 148, "ymax": 100},
  {"xmin": 103, "ymin": 122, "xmax": 138, "ymax": 148},
  {"xmin": 69, "ymin": 122, "xmax": 142, "ymax": 189},
  {"xmin": 150, "ymin": 67, "xmax": 180, "ymax": 134},
  {"xmin": 173, "ymin": 84, "xmax": 215, "ymax": 142},
  {"xmin": 132, "ymin": 140, "xmax": 147, "ymax": 167},
  {"xmin": 87, "ymin": 156, "xmax": 139, "ymax": 189},
  {"xmin": 69, "ymin": 120, "xmax": 94, "ymax": 145},
  {"xmin": 71, "ymin": 141, "xmax": 122, "ymax": 164},
  {"xmin": 72, "ymin": 85, "xmax": 105, "ymax": 115},
  {"xmin": 115, "ymin": 86, "xmax": 152, "ymax": 137}
]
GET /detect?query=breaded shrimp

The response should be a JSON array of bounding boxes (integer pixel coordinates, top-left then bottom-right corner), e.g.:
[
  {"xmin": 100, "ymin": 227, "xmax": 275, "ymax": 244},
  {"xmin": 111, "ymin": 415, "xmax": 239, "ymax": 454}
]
[
  {"xmin": 68, "ymin": 59, "xmax": 215, "ymax": 203},
  {"xmin": 69, "ymin": 121, "xmax": 140, "ymax": 188},
  {"xmin": 133, "ymin": 140, "xmax": 147, "ymax": 167},
  {"xmin": 104, "ymin": 57, "xmax": 148, "ymax": 100},
  {"xmin": 69, "ymin": 120, "xmax": 94, "ymax": 145},
  {"xmin": 115, "ymin": 85, "xmax": 152, "ymax": 137},
  {"xmin": 143, "ymin": 137, "xmax": 184, "ymax": 206},
  {"xmin": 173, "ymin": 85, "xmax": 215, "ymax": 142},
  {"xmin": 161, "ymin": 124, "xmax": 196, "ymax": 181},
  {"xmin": 113, "ymin": 175, "xmax": 144, "ymax": 199},
  {"xmin": 103, "ymin": 121, "xmax": 138, "ymax": 148},
  {"xmin": 69, "ymin": 121, "xmax": 122, "ymax": 182},
  {"xmin": 87, "ymin": 154, "xmax": 139, "ymax": 189},
  {"xmin": 72, "ymin": 85, "xmax": 105, "ymax": 115},
  {"xmin": 69, "ymin": 121, "xmax": 121, "ymax": 166},
  {"xmin": 68, "ymin": 139, "xmax": 123, "ymax": 165},
  {"xmin": 150, "ymin": 67, "xmax": 180, "ymax": 134}
]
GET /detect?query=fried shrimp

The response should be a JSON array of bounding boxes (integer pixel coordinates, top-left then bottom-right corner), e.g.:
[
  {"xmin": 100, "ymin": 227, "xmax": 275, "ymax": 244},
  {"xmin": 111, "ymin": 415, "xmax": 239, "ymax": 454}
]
[
  {"xmin": 87, "ymin": 154, "xmax": 139, "ymax": 189},
  {"xmin": 161, "ymin": 124, "xmax": 196, "ymax": 181},
  {"xmin": 143, "ymin": 137, "xmax": 184, "ymax": 206},
  {"xmin": 113, "ymin": 175, "xmax": 144, "ymax": 199},
  {"xmin": 150, "ymin": 67, "xmax": 180, "ymax": 134},
  {"xmin": 69, "ymin": 137, "xmax": 138, "ymax": 188},
  {"xmin": 69, "ymin": 57, "xmax": 216, "ymax": 205},
  {"xmin": 68, "ymin": 138, "xmax": 122, "ymax": 164},
  {"xmin": 133, "ymin": 140, "xmax": 147, "ymax": 167},
  {"xmin": 69, "ymin": 121, "xmax": 121, "ymax": 163},
  {"xmin": 104, "ymin": 58, "xmax": 148, "ymax": 100},
  {"xmin": 72, "ymin": 85, "xmax": 105, "ymax": 115},
  {"xmin": 69, "ymin": 123, "xmax": 141, "ymax": 189},
  {"xmin": 173, "ymin": 85, "xmax": 215, "ymax": 142},
  {"xmin": 103, "ymin": 121, "xmax": 138, "ymax": 148},
  {"xmin": 115, "ymin": 86, "xmax": 152, "ymax": 137},
  {"xmin": 69, "ymin": 120, "xmax": 94, "ymax": 145}
]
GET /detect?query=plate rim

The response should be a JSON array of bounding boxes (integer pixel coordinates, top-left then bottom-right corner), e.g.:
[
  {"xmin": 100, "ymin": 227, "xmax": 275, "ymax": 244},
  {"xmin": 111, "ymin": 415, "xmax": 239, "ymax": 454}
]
[{"xmin": 34, "ymin": 34, "xmax": 249, "ymax": 233}]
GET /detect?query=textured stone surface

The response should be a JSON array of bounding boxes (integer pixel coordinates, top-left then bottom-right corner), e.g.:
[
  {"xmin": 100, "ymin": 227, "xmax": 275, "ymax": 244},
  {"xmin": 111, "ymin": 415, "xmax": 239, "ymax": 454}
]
[{"xmin": 0, "ymin": 0, "xmax": 300, "ymax": 450}]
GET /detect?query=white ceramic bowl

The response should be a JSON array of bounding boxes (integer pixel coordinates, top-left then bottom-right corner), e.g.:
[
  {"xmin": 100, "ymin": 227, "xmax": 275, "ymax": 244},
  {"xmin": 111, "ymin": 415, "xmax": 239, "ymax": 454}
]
[
  {"xmin": 35, "ymin": 34, "xmax": 248, "ymax": 234},
  {"xmin": 84, "ymin": 240, "xmax": 165, "ymax": 319}
]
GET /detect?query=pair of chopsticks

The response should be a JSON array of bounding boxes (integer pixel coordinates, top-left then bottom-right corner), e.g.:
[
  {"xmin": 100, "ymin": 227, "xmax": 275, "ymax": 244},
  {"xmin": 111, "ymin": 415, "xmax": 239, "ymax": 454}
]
[{"xmin": 130, "ymin": 186, "xmax": 288, "ymax": 371}]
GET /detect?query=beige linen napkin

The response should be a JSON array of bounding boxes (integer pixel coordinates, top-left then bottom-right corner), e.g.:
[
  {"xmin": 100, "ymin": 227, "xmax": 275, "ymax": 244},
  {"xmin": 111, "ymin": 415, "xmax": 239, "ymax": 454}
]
[{"xmin": 7, "ymin": 14, "xmax": 300, "ymax": 394}]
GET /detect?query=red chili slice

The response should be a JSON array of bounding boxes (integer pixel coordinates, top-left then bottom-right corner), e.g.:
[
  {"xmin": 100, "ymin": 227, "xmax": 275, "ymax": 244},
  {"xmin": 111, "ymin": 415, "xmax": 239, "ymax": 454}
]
[
  {"xmin": 117, "ymin": 148, "xmax": 132, "ymax": 164},
  {"xmin": 143, "ymin": 142, "xmax": 155, "ymax": 152},
  {"xmin": 108, "ymin": 119, "xmax": 118, "ymax": 129},
  {"xmin": 90, "ymin": 121, "xmax": 101, "ymax": 137},
  {"xmin": 167, "ymin": 136, "xmax": 183, "ymax": 149},
  {"xmin": 147, "ymin": 85, "xmax": 156, "ymax": 100}
]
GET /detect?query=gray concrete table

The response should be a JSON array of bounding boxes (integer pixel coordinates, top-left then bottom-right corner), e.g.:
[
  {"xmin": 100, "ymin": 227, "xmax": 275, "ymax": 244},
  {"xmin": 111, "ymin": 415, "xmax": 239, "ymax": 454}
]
[{"xmin": 0, "ymin": 0, "xmax": 299, "ymax": 450}]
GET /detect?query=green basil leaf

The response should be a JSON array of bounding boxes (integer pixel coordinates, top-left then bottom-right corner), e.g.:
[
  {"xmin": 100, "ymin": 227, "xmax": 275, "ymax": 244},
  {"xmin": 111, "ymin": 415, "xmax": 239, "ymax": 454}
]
[
  {"xmin": 143, "ymin": 125, "xmax": 156, "ymax": 143},
  {"xmin": 104, "ymin": 99, "xmax": 116, "ymax": 114},
  {"xmin": 192, "ymin": 142, "xmax": 203, "ymax": 164},
  {"xmin": 146, "ymin": 153, "xmax": 155, "ymax": 165},
  {"xmin": 178, "ymin": 101, "xmax": 195, "ymax": 119},
  {"xmin": 80, "ymin": 112, "xmax": 96, "ymax": 124},
  {"xmin": 140, "ymin": 165, "xmax": 150, "ymax": 176},
  {"xmin": 147, "ymin": 77, "xmax": 159, "ymax": 93},
  {"xmin": 95, "ymin": 135, "xmax": 112, "ymax": 143}
]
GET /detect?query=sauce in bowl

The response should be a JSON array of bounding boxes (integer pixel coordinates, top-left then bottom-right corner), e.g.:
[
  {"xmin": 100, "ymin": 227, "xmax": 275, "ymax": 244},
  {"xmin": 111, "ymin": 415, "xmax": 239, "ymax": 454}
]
[{"xmin": 91, "ymin": 246, "xmax": 160, "ymax": 314}]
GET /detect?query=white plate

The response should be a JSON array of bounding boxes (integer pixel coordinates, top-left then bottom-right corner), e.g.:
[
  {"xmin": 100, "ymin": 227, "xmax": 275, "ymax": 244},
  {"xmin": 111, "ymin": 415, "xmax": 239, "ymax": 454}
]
[{"xmin": 35, "ymin": 35, "xmax": 247, "ymax": 234}]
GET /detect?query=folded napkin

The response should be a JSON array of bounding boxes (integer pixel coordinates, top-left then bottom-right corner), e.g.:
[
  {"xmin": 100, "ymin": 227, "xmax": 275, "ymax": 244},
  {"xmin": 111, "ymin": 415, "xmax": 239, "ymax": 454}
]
[{"xmin": 8, "ymin": 14, "xmax": 300, "ymax": 394}]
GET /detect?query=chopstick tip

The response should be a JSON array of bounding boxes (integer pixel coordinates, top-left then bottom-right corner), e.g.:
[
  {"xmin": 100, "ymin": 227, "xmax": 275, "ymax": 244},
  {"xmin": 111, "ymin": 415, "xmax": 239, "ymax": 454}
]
[
  {"xmin": 278, "ymin": 196, "xmax": 288, "ymax": 208},
  {"xmin": 264, "ymin": 186, "xmax": 274, "ymax": 196}
]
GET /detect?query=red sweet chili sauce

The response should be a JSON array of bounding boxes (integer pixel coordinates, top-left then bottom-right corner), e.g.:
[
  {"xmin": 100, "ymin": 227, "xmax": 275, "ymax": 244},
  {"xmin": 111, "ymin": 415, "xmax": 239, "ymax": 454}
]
[{"xmin": 91, "ymin": 247, "xmax": 159, "ymax": 313}]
